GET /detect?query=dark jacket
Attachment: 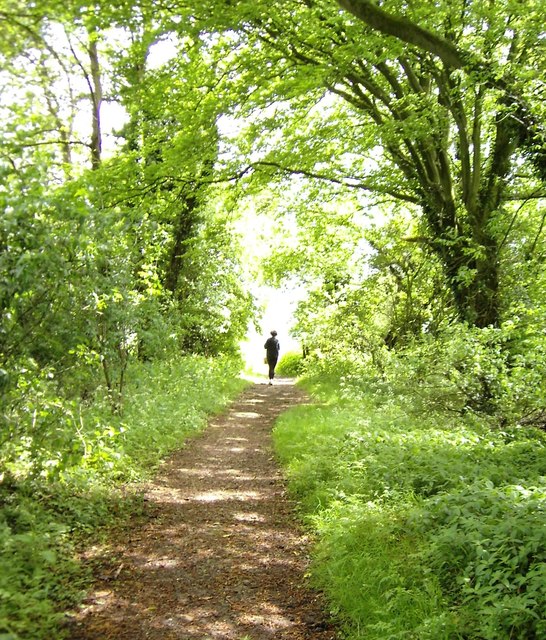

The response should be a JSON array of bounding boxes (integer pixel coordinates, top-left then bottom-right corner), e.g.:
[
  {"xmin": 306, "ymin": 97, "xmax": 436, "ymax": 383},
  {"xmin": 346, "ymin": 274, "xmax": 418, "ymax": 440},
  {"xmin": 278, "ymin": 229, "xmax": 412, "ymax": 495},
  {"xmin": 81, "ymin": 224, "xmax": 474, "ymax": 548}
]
[{"xmin": 264, "ymin": 336, "xmax": 280, "ymax": 361}]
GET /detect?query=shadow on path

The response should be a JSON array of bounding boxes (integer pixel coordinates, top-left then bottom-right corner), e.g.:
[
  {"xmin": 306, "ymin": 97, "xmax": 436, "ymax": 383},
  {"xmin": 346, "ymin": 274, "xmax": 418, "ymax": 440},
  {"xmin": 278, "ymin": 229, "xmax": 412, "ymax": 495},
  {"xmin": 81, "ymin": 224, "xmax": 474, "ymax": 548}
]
[{"xmin": 68, "ymin": 378, "xmax": 338, "ymax": 640}]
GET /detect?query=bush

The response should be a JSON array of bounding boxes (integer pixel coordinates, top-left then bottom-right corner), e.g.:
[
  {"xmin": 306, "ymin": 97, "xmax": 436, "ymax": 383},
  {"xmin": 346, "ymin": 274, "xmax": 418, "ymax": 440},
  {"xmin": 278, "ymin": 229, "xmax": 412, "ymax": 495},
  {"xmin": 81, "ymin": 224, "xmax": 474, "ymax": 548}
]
[
  {"xmin": 309, "ymin": 498, "xmax": 458, "ymax": 639},
  {"xmin": 276, "ymin": 351, "xmax": 306, "ymax": 377},
  {"xmin": 374, "ymin": 322, "xmax": 546, "ymax": 424},
  {"xmin": 0, "ymin": 484, "xmax": 87, "ymax": 639},
  {"xmin": 418, "ymin": 482, "xmax": 546, "ymax": 639}
]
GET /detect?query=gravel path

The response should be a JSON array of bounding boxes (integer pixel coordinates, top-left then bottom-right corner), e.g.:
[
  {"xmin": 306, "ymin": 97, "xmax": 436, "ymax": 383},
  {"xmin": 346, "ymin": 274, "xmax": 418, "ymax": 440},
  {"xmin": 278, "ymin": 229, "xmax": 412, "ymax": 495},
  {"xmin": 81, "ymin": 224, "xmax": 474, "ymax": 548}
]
[{"xmin": 68, "ymin": 379, "xmax": 338, "ymax": 640}]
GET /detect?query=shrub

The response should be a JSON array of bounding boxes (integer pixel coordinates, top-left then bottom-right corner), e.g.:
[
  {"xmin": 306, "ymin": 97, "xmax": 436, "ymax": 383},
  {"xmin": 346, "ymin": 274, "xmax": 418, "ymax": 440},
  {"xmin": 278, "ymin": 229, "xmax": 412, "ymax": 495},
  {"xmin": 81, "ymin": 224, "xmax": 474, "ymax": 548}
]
[
  {"xmin": 417, "ymin": 482, "xmax": 546, "ymax": 640},
  {"xmin": 0, "ymin": 487, "xmax": 85, "ymax": 639},
  {"xmin": 309, "ymin": 498, "xmax": 458, "ymax": 639},
  {"xmin": 276, "ymin": 350, "xmax": 306, "ymax": 377}
]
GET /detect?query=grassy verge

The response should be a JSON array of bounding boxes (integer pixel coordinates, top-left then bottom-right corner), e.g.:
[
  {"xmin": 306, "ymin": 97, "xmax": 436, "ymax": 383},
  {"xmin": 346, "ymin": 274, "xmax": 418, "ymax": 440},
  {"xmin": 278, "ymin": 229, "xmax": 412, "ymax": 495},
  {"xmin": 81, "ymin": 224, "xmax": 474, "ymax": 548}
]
[
  {"xmin": 273, "ymin": 376, "xmax": 546, "ymax": 640},
  {"xmin": 0, "ymin": 355, "xmax": 247, "ymax": 640}
]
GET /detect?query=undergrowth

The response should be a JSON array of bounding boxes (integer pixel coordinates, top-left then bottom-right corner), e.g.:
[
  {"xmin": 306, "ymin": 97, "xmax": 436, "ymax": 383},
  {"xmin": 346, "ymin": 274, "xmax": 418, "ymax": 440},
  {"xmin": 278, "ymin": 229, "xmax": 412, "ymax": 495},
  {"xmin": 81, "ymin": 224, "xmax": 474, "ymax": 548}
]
[
  {"xmin": 273, "ymin": 372, "xmax": 546, "ymax": 639},
  {"xmin": 276, "ymin": 350, "xmax": 306, "ymax": 377},
  {"xmin": 0, "ymin": 355, "xmax": 246, "ymax": 640}
]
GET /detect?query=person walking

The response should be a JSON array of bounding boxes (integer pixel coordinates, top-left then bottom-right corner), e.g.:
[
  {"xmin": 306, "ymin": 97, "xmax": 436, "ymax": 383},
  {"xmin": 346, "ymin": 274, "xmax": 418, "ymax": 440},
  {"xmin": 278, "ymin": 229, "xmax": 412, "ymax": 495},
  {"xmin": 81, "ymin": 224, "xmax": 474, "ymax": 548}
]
[{"xmin": 264, "ymin": 330, "xmax": 280, "ymax": 385}]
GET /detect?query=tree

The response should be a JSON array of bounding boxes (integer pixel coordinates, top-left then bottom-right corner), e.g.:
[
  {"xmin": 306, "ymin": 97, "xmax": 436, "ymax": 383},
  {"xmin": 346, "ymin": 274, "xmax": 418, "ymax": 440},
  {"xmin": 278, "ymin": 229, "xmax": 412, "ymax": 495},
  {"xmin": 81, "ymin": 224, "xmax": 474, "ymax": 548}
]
[
  {"xmin": 336, "ymin": 0, "xmax": 546, "ymax": 176},
  {"xmin": 197, "ymin": 0, "xmax": 546, "ymax": 328},
  {"xmin": 108, "ymin": 22, "xmax": 256, "ymax": 355},
  {"xmin": 0, "ymin": 0, "xmax": 258, "ymax": 407}
]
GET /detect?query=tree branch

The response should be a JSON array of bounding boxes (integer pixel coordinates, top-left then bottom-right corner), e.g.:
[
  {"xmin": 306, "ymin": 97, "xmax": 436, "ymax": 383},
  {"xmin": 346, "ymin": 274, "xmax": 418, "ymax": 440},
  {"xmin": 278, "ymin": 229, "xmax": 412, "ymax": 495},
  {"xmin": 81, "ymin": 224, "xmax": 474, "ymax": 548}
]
[
  {"xmin": 252, "ymin": 160, "xmax": 419, "ymax": 202},
  {"xmin": 336, "ymin": 0, "xmax": 468, "ymax": 69},
  {"xmin": 9, "ymin": 139, "xmax": 91, "ymax": 149}
]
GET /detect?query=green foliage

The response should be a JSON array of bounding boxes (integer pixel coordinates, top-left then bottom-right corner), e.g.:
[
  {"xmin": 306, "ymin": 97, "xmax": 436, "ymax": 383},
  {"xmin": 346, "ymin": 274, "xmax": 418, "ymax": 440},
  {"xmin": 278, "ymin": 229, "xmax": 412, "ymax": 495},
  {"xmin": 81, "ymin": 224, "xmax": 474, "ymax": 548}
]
[
  {"xmin": 0, "ymin": 500, "xmax": 83, "ymax": 640},
  {"xmin": 206, "ymin": 0, "xmax": 546, "ymax": 327},
  {"xmin": 0, "ymin": 4, "xmax": 257, "ymax": 397},
  {"xmin": 3, "ymin": 3, "xmax": 546, "ymax": 640},
  {"xmin": 276, "ymin": 350, "xmax": 306, "ymax": 377},
  {"xmin": 419, "ymin": 483, "xmax": 546, "ymax": 639},
  {"xmin": 0, "ymin": 355, "xmax": 246, "ymax": 640},
  {"xmin": 301, "ymin": 317, "xmax": 546, "ymax": 429},
  {"xmin": 170, "ymin": 215, "xmax": 258, "ymax": 357},
  {"xmin": 309, "ymin": 499, "xmax": 458, "ymax": 639},
  {"xmin": 273, "ymin": 361, "xmax": 546, "ymax": 639},
  {"xmin": 0, "ymin": 12, "xmax": 255, "ymax": 639},
  {"xmin": 373, "ymin": 322, "xmax": 546, "ymax": 424},
  {"xmin": 0, "ymin": 474, "xmax": 149, "ymax": 639}
]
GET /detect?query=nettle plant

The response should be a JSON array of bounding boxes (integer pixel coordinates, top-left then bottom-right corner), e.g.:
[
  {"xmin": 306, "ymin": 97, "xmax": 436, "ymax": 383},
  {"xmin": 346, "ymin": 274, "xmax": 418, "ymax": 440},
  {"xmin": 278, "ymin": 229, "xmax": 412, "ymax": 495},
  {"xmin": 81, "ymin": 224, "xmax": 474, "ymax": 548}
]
[{"xmin": 419, "ymin": 482, "xmax": 546, "ymax": 639}]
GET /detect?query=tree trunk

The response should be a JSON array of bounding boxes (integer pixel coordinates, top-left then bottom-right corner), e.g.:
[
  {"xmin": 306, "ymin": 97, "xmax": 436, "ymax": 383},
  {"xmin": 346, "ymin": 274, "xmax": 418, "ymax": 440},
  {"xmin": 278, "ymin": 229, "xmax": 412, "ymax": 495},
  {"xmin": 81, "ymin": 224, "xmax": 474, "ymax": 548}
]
[
  {"xmin": 88, "ymin": 35, "xmax": 102, "ymax": 170},
  {"xmin": 439, "ymin": 234, "xmax": 500, "ymax": 328},
  {"xmin": 164, "ymin": 194, "xmax": 199, "ymax": 295}
]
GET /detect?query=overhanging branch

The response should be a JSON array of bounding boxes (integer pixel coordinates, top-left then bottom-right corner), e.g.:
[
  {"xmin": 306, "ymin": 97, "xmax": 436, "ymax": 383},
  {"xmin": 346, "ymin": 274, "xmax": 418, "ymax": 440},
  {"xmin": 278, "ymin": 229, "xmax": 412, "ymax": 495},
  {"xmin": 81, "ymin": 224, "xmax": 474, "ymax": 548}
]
[
  {"xmin": 253, "ymin": 160, "xmax": 419, "ymax": 202},
  {"xmin": 336, "ymin": 0, "xmax": 468, "ymax": 69},
  {"xmin": 335, "ymin": 0, "xmax": 546, "ymax": 181}
]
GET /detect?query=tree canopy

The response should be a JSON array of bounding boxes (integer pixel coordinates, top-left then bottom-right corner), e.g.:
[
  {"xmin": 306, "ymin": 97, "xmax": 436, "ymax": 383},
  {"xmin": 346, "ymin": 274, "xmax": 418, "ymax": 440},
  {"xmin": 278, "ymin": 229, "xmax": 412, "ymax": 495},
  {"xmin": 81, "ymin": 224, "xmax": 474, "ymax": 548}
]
[
  {"xmin": 1, "ymin": 0, "xmax": 546, "ymax": 428},
  {"xmin": 1, "ymin": 0, "xmax": 546, "ymax": 411}
]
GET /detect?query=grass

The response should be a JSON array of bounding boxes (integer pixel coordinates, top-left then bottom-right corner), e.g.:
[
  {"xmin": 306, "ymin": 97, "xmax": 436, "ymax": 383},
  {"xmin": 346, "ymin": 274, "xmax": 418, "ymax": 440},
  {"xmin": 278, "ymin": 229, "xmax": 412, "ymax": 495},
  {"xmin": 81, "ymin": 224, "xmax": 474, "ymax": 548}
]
[
  {"xmin": 272, "ymin": 374, "xmax": 546, "ymax": 640},
  {"xmin": 0, "ymin": 354, "xmax": 248, "ymax": 640}
]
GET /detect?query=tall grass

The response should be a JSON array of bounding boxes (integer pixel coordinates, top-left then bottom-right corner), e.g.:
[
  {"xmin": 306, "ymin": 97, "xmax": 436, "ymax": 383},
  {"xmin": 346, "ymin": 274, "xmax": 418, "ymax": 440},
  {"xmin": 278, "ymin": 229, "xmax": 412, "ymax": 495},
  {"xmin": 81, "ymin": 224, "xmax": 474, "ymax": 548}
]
[
  {"xmin": 0, "ymin": 355, "xmax": 247, "ymax": 640},
  {"xmin": 273, "ymin": 373, "xmax": 546, "ymax": 639}
]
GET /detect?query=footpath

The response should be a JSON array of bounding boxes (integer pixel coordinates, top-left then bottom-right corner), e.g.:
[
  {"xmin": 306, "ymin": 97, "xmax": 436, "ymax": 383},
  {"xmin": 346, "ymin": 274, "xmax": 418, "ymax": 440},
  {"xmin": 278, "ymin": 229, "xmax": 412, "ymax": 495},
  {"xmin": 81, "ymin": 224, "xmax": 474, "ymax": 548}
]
[{"xmin": 68, "ymin": 379, "xmax": 338, "ymax": 640}]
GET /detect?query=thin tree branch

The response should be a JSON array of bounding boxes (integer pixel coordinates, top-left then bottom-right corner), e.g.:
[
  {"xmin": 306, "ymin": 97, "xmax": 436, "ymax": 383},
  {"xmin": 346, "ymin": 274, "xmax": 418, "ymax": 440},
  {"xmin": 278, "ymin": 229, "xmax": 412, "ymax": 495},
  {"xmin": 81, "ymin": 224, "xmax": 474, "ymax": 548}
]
[
  {"xmin": 253, "ymin": 160, "xmax": 419, "ymax": 201},
  {"xmin": 498, "ymin": 190, "xmax": 544, "ymax": 253}
]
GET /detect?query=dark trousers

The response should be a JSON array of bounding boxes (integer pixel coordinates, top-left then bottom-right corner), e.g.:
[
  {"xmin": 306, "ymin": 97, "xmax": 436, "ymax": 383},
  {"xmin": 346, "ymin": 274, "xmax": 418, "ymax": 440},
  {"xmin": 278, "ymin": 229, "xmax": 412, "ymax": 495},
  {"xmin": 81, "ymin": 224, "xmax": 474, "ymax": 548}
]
[{"xmin": 268, "ymin": 358, "xmax": 278, "ymax": 380}]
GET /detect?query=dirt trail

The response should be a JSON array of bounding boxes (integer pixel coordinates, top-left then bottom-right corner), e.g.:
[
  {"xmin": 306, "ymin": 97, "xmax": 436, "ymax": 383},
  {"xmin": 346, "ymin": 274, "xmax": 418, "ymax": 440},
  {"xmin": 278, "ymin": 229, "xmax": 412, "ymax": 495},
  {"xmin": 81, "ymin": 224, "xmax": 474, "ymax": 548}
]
[{"xmin": 68, "ymin": 379, "xmax": 338, "ymax": 640}]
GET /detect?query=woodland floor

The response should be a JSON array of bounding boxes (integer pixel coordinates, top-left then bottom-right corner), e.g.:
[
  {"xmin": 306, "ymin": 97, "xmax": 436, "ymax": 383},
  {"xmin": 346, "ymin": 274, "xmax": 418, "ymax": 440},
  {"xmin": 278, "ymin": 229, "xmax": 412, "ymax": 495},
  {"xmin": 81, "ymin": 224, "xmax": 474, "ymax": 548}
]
[{"xmin": 67, "ymin": 378, "xmax": 339, "ymax": 640}]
